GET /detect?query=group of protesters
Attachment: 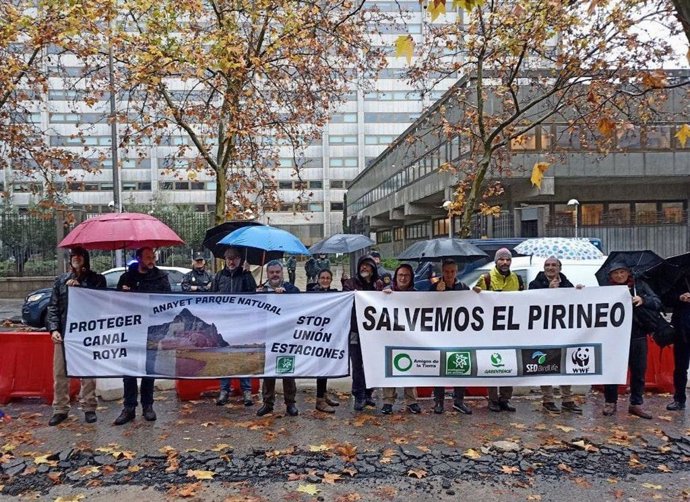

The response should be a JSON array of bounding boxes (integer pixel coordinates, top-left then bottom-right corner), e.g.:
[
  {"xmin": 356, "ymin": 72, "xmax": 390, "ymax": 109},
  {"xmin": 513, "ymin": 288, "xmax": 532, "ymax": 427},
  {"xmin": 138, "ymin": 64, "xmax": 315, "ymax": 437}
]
[{"xmin": 45, "ymin": 243, "xmax": 690, "ymax": 427}]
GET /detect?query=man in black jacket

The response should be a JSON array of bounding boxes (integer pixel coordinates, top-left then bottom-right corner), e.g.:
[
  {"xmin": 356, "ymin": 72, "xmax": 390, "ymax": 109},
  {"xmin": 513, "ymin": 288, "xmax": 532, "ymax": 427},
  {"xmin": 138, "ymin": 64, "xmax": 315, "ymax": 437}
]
[
  {"xmin": 212, "ymin": 247, "xmax": 257, "ymax": 407},
  {"xmin": 528, "ymin": 257, "xmax": 583, "ymax": 415},
  {"xmin": 431, "ymin": 259, "xmax": 473, "ymax": 415},
  {"xmin": 114, "ymin": 247, "xmax": 171, "ymax": 425},
  {"xmin": 664, "ymin": 272, "xmax": 690, "ymax": 411},
  {"xmin": 47, "ymin": 247, "xmax": 106, "ymax": 426},
  {"xmin": 181, "ymin": 252, "xmax": 212, "ymax": 292}
]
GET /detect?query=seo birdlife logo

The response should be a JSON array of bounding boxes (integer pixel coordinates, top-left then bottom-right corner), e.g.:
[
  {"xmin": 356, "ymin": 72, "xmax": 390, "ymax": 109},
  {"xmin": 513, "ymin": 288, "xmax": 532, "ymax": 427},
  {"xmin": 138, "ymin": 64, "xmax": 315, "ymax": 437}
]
[
  {"xmin": 390, "ymin": 349, "xmax": 441, "ymax": 376},
  {"xmin": 520, "ymin": 349, "xmax": 562, "ymax": 374}
]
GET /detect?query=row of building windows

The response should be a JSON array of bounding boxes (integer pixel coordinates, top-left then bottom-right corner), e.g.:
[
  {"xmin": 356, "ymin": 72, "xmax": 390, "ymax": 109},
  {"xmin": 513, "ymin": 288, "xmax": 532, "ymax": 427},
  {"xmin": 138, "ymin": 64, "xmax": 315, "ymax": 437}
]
[{"xmin": 551, "ymin": 201, "xmax": 687, "ymax": 226}]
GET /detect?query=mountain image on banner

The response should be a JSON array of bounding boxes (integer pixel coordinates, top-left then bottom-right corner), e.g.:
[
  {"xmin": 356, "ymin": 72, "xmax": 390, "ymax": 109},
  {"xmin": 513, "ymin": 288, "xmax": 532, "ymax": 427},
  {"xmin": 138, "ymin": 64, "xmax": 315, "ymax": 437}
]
[{"xmin": 146, "ymin": 308, "xmax": 265, "ymax": 377}]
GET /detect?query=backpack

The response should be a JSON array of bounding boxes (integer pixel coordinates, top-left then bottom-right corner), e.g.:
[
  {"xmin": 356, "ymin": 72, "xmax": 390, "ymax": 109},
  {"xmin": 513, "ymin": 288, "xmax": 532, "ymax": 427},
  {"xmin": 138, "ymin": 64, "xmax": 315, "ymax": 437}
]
[{"xmin": 483, "ymin": 273, "xmax": 524, "ymax": 291}]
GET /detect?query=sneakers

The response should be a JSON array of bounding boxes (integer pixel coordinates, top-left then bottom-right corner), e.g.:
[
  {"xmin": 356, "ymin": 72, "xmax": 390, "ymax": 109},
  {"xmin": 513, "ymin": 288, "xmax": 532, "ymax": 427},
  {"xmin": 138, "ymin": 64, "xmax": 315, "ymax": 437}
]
[
  {"xmin": 142, "ymin": 406, "xmax": 157, "ymax": 421},
  {"xmin": 256, "ymin": 404, "xmax": 273, "ymax": 417},
  {"xmin": 285, "ymin": 404, "xmax": 299, "ymax": 416},
  {"xmin": 603, "ymin": 402, "xmax": 617, "ymax": 416},
  {"xmin": 406, "ymin": 403, "xmax": 422, "ymax": 414},
  {"xmin": 628, "ymin": 405, "xmax": 652, "ymax": 419},
  {"xmin": 666, "ymin": 401, "xmax": 686, "ymax": 411},
  {"xmin": 381, "ymin": 404, "xmax": 394, "ymax": 415},
  {"xmin": 452, "ymin": 401, "xmax": 472, "ymax": 415},
  {"xmin": 113, "ymin": 407, "xmax": 135, "ymax": 426},
  {"xmin": 542, "ymin": 402, "xmax": 561, "ymax": 414},
  {"xmin": 561, "ymin": 402, "xmax": 583, "ymax": 414},
  {"xmin": 433, "ymin": 401, "xmax": 444, "ymax": 414},
  {"xmin": 84, "ymin": 411, "xmax": 97, "ymax": 423},
  {"xmin": 243, "ymin": 390, "xmax": 254, "ymax": 407},
  {"xmin": 316, "ymin": 398, "xmax": 335, "ymax": 413},
  {"xmin": 499, "ymin": 400, "xmax": 516, "ymax": 412},
  {"xmin": 216, "ymin": 390, "xmax": 229, "ymax": 406},
  {"xmin": 48, "ymin": 413, "xmax": 68, "ymax": 426}
]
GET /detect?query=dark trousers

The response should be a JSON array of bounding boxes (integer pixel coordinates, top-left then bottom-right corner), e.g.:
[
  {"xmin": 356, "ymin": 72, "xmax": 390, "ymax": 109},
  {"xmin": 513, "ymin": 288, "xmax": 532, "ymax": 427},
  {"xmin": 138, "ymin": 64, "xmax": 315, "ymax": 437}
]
[
  {"xmin": 433, "ymin": 387, "xmax": 466, "ymax": 402},
  {"xmin": 261, "ymin": 378, "xmax": 296, "ymax": 406},
  {"xmin": 219, "ymin": 377, "xmax": 251, "ymax": 393},
  {"xmin": 673, "ymin": 332, "xmax": 690, "ymax": 404},
  {"xmin": 604, "ymin": 336, "xmax": 647, "ymax": 405},
  {"xmin": 288, "ymin": 269, "xmax": 296, "ymax": 284},
  {"xmin": 316, "ymin": 378, "xmax": 328, "ymax": 398},
  {"xmin": 123, "ymin": 377, "xmax": 154, "ymax": 409},
  {"xmin": 349, "ymin": 342, "xmax": 372, "ymax": 400}
]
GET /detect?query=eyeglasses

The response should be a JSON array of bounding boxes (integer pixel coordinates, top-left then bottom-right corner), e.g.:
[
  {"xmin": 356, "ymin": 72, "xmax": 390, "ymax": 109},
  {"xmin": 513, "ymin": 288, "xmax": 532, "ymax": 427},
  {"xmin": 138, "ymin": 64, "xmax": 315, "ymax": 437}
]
[
  {"xmin": 397, "ymin": 273, "xmax": 412, "ymax": 278},
  {"xmin": 226, "ymin": 255, "xmax": 241, "ymax": 261}
]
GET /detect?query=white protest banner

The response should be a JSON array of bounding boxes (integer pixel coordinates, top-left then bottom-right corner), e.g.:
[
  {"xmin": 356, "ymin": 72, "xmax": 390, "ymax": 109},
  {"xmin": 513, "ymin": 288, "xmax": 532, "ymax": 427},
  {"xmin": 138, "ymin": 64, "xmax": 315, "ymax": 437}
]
[
  {"xmin": 356, "ymin": 286, "xmax": 633, "ymax": 387},
  {"xmin": 65, "ymin": 288, "xmax": 353, "ymax": 378}
]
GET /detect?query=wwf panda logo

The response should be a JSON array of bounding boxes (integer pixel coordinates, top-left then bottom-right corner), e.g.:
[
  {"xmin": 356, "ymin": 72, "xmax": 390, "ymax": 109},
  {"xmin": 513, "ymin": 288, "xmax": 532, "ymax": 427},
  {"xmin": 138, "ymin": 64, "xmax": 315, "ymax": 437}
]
[{"xmin": 571, "ymin": 347, "xmax": 590, "ymax": 367}]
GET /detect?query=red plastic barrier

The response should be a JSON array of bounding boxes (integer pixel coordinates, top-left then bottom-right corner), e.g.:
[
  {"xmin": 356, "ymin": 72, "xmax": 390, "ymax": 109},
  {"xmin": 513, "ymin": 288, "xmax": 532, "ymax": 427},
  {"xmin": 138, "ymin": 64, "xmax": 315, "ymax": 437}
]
[
  {"xmin": 176, "ymin": 378, "xmax": 260, "ymax": 401},
  {"xmin": 645, "ymin": 338, "xmax": 675, "ymax": 393},
  {"xmin": 0, "ymin": 332, "xmax": 80, "ymax": 404}
]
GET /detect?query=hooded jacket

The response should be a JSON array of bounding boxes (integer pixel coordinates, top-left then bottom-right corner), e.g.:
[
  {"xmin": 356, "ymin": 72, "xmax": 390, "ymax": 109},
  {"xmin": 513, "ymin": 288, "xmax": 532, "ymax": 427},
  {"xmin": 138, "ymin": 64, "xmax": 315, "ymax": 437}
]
[
  {"xmin": 528, "ymin": 271, "xmax": 574, "ymax": 290},
  {"xmin": 210, "ymin": 265, "xmax": 256, "ymax": 293},
  {"xmin": 342, "ymin": 255, "xmax": 388, "ymax": 335},
  {"xmin": 46, "ymin": 264, "xmax": 106, "ymax": 333},
  {"xmin": 392, "ymin": 264, "xmax": 416, "ymax": 292},
  {"xmin": 117, "ymin": 266, "xmax": 171, "ymax": 293}
]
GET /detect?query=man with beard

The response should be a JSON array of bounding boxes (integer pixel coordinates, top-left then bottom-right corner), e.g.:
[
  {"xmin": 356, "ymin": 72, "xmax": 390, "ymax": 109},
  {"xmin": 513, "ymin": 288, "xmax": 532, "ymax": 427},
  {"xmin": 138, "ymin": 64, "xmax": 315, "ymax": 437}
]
[
  {"xmin": 47, "ymin": 247, "xmax": 106, "ymax": 426},
  {"xmin": 212, "ymin": 247, "xmax": 257, "ymax": 407},
  {"xmin": 474, "ymin": 248, "xmax": 524, "ymax": 413},
  {"xmin": 114, "ymin": 247, "xmax": 171, "ymax": 425},
  {"xmin": 256, "ymin": 260, "xmax": 300, "ymax": 416}
]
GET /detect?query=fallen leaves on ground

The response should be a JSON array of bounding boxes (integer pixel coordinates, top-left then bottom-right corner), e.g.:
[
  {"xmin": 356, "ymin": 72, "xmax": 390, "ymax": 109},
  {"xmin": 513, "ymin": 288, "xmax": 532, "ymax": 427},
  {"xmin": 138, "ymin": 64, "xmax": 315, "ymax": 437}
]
[
  {"xmin": 392, "ymin": 437, "xmax": 408, "ymax": 445},
  {"xmin": 160, "ymin": 445, "xmax": 179, "ymax": 473},
  {"xmin": 641, "ymin": 483, "xmax": 662, "ymax": 490},
  {"xmin": 501, "ymin": 465, "xmax": 520, "ymax": 474},
  {"xmin": 47, "ymin": 472, "xmax": 62, "ymax": 484},
  {"xmin": 555, "ymin": 425, "xmax": 575, "ymax": 433},
  {"xmin": 167, "ymin": 482, "xmax": 201, "ymax": 498},
  {"xmin": 657, "ymin": 464, "xmax": 672, "ymax": 472},
  {"xmin": 265, "ymin": 446, "xmax": 295, "ymax": 458},
  {"xmin": 308, "ymin": 444, "xmax": 332, "ymax": 452},
  {"xmin": 407, "ymin": 468, "xmax": 427, "ymax": 478},
  {"xmin": 374, "ymin": 486, "xmax": 397, "ymax": 500},
  {"xmin": 75, "ymin": 466, "xmax": 100, "ymax": 477},
  {"xmin": 463, "ymin": 448, "xmax": 481, "ymax": 459},
  {"xmin": 296, "ymin": 484, "xmax": 319, "ymax": 495},
  {"xmin": 379, "ymin": 448, "xmax": 397, "ymax": 464},
  {"xmin": 341, "ymin": 467, "xmax": 357, "ymax": 477},
  {"xmin": 33, "ymin": 454, "xmax": 58, "ymax": 467},
  {"xmin": 287, "ymin": 473, "xmax": 306, "ymax": 481},
  {"xmin": 187, "ymin": 469, "xmax": 214, "ymax": 480},
  {"xmin": 557, "ymin": 463, "xmax": 573, "ymax": 473},
  {"xmin": 322, "ymin": 472, "xmax": 342, "ymax": 484},
  {"xmin": 211, "ymin": 443, "xmax": 232, "ymax": 452},
  {"xmin": 629, "ymin": 454, "xmax": 644, "ymax": 468},
  {"xmin": 54, "ymin": 495, "xmax": 85, "ymax": 502},
  {"xmin": 350, "ymin": 415, "xmax": 380, "ymax": 427},
  {"xmin": 335, "ymin": 443, "xmax": 357, "ymax": 462}
]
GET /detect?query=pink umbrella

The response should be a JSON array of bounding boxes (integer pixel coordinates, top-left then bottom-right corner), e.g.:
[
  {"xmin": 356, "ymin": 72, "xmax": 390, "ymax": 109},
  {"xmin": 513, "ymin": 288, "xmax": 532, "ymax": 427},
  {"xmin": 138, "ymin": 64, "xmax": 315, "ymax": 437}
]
[{"xmin": 58, "ymin": 212, "xmax": 184, "ymax": 250}]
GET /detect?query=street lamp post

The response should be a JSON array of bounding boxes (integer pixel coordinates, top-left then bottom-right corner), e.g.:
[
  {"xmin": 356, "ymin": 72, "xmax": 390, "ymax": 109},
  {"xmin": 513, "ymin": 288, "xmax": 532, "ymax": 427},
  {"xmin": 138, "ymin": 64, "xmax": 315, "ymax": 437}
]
[
  {"xmin": 567, "ymin": 199, "xmax": 580, "ymax": 238},
  {"xmin": 442, "ymin": 200, "xmax": 453, "ymax": 238}
]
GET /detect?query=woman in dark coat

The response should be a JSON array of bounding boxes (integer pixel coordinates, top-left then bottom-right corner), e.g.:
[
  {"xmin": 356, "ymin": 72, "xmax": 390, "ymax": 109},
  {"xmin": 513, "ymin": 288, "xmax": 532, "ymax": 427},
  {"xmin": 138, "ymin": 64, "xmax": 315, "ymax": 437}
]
[{"xmin": 311, "ymin": 269, "xmax": 341, "ymax": 413}]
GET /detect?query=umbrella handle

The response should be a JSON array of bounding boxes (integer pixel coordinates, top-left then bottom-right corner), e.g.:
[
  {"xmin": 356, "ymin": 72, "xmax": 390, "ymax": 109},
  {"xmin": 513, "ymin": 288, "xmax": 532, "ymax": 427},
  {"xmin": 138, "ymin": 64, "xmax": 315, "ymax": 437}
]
[{"xmin": 259, "ymin": 250, "xmax": 266, "ymax": 285}]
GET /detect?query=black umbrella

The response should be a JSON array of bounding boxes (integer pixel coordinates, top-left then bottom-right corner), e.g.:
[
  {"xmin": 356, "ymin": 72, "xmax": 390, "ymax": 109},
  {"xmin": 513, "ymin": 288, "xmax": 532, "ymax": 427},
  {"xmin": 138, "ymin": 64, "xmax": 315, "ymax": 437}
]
[
  {"xmin": 202, "ymin": 221, "xmax": 264, "ymax": 259},
  {"xmin": 397, "ymin": 238, "xmax": 488, "ymax": 262},
  {"xmin": 643, "ymin": 252, "xmax": 690, "ymax": 297},
  {"xmin": 595, "ymin": 250, "xmax": 664, "ymax": 286},
  {"xmin": 308, "ymin": 233, "xmax": 374, "ymax": 254}
]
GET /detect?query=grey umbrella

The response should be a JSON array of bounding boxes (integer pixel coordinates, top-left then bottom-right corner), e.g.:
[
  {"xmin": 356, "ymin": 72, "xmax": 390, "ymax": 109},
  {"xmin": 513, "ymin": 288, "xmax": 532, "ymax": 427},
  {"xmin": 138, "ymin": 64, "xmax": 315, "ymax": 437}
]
[
  {"xmin": 398, "ymin": 238, "xmax": 488, "ymax": 262},
  {"xmin": 308, "ymin": 233, "xmax": 375, "ymax": 254}
]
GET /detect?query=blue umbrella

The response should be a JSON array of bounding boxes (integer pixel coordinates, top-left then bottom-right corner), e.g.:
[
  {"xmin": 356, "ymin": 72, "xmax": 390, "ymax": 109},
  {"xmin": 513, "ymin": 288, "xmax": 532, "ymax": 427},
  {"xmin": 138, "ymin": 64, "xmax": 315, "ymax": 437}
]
[{"xmin": 218, "ymin": 225, "xmax": 310, "ymax": 264}]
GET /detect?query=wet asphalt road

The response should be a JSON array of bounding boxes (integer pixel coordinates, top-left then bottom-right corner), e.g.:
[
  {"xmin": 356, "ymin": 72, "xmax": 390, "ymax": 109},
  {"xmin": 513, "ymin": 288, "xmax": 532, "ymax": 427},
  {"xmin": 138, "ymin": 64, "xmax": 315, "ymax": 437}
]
[{"xmin": 2, "ymin": 389, "xmax": 690, "ymax": 501}]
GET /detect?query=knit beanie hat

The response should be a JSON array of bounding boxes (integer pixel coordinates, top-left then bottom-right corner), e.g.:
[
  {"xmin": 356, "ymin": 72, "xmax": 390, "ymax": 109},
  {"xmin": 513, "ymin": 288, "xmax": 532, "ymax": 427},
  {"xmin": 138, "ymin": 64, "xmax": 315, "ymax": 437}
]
[{"xmin": 494, "ymin": 248, "xmax": 512, "ymax": 261}]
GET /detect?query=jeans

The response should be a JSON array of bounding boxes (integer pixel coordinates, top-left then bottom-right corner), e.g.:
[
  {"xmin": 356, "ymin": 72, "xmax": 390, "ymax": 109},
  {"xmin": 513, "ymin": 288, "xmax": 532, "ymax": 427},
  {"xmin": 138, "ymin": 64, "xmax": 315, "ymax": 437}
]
[
  {"xmin": 604, "ymin": 336, "xmax": 647, "ymax": 405},
  {"xmin": 123, "ymin": 377, "xmax": 154, "ymax": 408},
  {"xmin": 673, "ymin": 330, "xmax": 690, "ymax": 404},
  {"xmin": 433, "ymin": 387, "xmax": 465, "ymax": 402},
  {"xmin": 349, "ymin": 341, "xmax": 372, "ymax": 400},
  {"xmin": 220, "ymin": 378, "xmax": 251, "ymax": 393}
]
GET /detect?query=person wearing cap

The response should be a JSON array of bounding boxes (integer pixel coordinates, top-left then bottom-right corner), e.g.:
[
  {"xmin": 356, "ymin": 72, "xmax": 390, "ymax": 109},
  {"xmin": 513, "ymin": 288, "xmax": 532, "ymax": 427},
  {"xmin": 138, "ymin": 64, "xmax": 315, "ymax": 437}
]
[
  {"xmin": 528, "ymin": 256, "xmax": 584, "ymax": 415},
  {"xmin": 473, "ymin": 248, "xmax": 524, "ymax": 413},
  {"xmin": 211, "ymin": 246, "xmax": 257, "ymax": 407},
  {"xmin": 380, "ymin": 264, "xmax": 422, "ymax": 415},
  {"xmin": 370, "ymin": 251, "xmax": 392, "ymax": 287},
  {"xmin": 114, "ymin": 247, "xmax": 171, "ymax": 425},
  {"xmin": 603, "ymin": 261, "xmax": 661, "ymax": 419},
  {"xmin": 181, "ymin": 252, "xmax": 213, "ymax": 292},
  {"xmin": 47, "ymin": 247, "xmax": 106, "ymax": 426}
]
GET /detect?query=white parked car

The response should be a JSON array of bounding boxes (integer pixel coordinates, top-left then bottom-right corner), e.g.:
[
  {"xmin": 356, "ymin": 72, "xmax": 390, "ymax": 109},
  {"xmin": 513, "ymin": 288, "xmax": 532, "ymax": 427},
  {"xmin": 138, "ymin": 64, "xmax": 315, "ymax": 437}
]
[{"xmin": 102, "ymin": 266, "xmax": 192, "ymax": 291}]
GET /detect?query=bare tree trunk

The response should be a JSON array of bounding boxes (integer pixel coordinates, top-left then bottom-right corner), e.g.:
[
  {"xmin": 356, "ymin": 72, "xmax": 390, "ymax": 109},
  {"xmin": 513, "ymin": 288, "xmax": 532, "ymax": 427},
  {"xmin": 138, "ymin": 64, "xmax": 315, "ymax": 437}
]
[
  {"xmin": 672, "ymin": 0, "xmax": 690, "ymax": 45},
  {"xmin": 214, "ymin": 166, "xmax": 227, "ymax": 226},
  {"xmin": 458, "ymin": 154, "xmax": 491, "ymax": 238}
]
